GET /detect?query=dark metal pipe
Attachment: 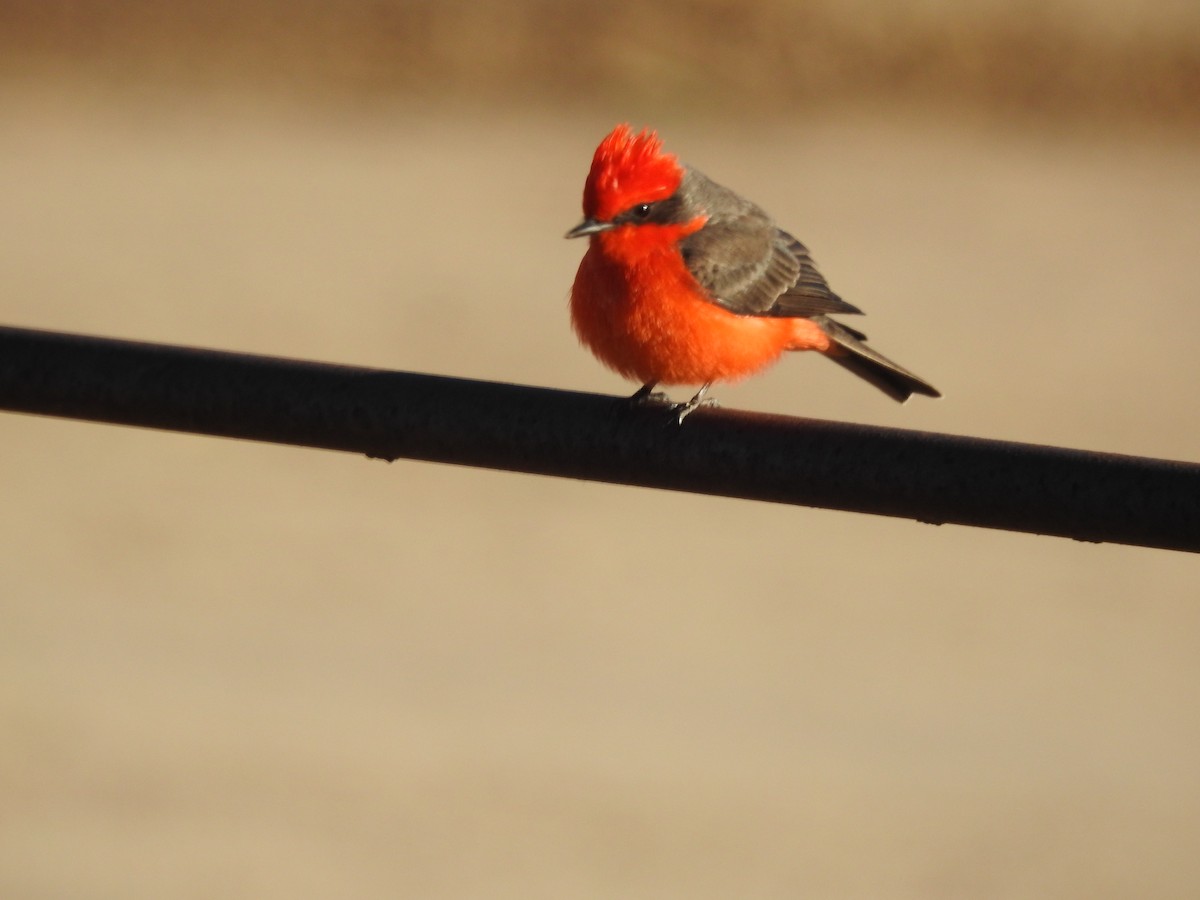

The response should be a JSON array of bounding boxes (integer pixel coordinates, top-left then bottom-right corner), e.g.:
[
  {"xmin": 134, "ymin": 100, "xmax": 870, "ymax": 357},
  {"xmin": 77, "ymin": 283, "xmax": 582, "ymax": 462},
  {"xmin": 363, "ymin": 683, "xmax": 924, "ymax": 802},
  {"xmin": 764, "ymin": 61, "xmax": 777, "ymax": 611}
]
[{"xmin": 1, "ymin": 324, "xmax": 1197, "ymax": 552}]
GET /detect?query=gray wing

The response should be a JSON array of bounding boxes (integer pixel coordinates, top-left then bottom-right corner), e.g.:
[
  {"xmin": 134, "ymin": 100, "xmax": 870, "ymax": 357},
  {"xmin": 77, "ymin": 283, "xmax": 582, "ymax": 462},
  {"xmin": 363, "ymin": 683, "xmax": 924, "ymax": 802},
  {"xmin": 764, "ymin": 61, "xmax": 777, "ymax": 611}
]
[
  {"xmin": 675, "ymin": 168, "xmax": 860, "ymax": 318},
  {"xmin": 679, "ymin": 214, "xmax": 797, "ymax": 315},
  {"xmin": 771, "ymin": 232, "xmax": 862, "ymax": 318}
]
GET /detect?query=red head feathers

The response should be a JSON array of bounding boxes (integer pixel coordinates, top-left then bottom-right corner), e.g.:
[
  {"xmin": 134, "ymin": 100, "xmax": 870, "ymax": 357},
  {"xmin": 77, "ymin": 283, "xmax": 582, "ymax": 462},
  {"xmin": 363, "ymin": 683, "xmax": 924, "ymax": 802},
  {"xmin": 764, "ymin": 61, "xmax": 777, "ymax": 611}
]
[{"xmin": 582, "ymin": 124, "xmax": 685, "ymax": 223}]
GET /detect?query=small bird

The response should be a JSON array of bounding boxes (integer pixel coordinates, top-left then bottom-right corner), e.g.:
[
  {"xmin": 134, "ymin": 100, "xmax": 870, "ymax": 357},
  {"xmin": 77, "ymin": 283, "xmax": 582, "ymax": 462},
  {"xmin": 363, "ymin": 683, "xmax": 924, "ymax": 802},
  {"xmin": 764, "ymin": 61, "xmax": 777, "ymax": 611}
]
[{"xmin": 566, "ymin": 124, "xmax": 940, "ymax": 421}]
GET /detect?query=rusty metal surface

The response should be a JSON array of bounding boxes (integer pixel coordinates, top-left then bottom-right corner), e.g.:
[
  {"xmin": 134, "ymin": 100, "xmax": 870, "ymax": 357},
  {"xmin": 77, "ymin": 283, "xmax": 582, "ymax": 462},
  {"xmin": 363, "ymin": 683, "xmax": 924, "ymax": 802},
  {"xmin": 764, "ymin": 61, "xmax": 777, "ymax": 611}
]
[{"xmin": 2, "ymin": 324, "xmax": 1197, "ymax": 552}]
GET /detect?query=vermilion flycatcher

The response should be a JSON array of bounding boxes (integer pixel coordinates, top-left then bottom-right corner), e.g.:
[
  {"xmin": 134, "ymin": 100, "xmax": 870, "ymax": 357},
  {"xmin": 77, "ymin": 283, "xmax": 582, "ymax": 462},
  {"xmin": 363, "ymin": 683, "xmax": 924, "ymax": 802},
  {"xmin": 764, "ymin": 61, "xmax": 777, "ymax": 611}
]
[{"xmin": 566, "ymin": 124, "xmax": 940, "ymax": 421}]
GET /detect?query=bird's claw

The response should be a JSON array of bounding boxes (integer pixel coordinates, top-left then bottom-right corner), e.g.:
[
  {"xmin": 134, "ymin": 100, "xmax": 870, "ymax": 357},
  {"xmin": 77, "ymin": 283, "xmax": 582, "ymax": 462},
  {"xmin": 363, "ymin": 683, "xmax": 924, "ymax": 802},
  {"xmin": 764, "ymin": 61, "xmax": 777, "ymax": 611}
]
[
  {"xmin": 670, "ymin": 396, "xmax": 719, "ymax": 425},
  {"xmin": 627, "ymin": 383, "xmax": 670, "ymax": 407},
  {"xmin": 623, "ymin": 382, "xmax": 717, "ymax": 425},
  {"xmin": 631, "ymin": 390, "xmax": 673, "ymax": 407}
]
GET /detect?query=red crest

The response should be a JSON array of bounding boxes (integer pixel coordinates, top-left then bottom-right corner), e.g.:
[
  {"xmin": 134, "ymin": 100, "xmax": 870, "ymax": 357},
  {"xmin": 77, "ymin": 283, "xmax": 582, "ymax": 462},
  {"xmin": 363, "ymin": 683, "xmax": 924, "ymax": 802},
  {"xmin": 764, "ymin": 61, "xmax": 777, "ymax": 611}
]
[{"xmin": 582, "ymin": 124, "xmax": 684, "ymax": 222}]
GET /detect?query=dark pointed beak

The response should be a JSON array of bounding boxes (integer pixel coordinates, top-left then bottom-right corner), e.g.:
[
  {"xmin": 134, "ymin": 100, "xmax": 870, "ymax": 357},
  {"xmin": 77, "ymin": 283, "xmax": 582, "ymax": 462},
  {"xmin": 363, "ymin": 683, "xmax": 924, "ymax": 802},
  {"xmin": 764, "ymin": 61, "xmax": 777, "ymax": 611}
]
[{"xmin": 564, "ymin": 218, "xmax": 613, "ymax": 239}]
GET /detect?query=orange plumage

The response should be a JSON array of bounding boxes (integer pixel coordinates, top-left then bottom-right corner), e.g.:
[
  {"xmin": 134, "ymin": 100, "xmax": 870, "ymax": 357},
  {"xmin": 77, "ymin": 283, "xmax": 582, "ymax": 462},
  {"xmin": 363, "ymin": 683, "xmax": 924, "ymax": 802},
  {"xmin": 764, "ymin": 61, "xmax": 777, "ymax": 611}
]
[
  {"xmin": 566, "ymin": 125, "xmax": 939, "ymax": 419},
  {"xmin": 570, "ymin": 225, "xmax": 830, "ymax": 386}
]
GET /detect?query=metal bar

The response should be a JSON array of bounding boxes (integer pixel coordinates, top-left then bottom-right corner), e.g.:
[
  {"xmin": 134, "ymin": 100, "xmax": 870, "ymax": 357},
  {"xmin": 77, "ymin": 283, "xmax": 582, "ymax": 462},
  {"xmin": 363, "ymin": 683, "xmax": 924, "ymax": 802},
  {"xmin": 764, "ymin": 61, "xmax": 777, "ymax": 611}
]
[{"xmin": 1, "ymin": 324, "xmax": 1197, "ymax": 552}]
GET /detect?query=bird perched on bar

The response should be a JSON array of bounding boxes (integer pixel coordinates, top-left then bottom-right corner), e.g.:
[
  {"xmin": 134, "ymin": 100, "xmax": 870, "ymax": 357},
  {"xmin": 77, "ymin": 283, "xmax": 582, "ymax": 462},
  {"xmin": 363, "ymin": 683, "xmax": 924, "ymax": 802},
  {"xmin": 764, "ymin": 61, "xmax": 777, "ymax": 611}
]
[{"xmin": 565, "ymin": 124, "xmax": 940, "ymax": 421}]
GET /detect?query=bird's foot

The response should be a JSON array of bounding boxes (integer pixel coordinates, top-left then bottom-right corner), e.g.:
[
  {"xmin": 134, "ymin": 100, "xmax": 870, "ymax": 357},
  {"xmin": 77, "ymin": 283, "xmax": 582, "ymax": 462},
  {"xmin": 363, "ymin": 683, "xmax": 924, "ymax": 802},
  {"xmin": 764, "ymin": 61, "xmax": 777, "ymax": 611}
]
[
  {"xmin": 668, "ymin": 384, "xmax": 718, "ymax": 425},
  {"xmin": 627, "ymin": 383, "xmax": 672, "ymax": 407},
  {"xmin": 622, "ymin": 383, "xmax": 717, "ymax": 425},
  {"xmin": 669, "ymin": 396, "xmax": 719, "ymax": 424}
]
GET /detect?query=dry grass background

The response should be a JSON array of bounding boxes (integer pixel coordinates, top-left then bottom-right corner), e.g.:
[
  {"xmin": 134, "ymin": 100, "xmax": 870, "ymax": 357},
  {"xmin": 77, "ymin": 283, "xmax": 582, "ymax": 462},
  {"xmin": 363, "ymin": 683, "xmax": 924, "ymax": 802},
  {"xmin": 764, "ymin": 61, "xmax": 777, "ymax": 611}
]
[
  {"xmin": 2, "ymin": 0, "xmax": 1200, "ymax": 126},
  {"xmin": 2, "ymin": 2, "xmax": 1199, "ymax": 897}
]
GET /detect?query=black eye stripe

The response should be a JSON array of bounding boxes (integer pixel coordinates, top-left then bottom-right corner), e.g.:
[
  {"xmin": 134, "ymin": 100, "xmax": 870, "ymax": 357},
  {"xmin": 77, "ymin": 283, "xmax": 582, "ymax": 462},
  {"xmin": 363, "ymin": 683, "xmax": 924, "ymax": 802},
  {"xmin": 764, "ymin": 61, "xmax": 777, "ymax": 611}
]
[{"xmin": 616, "ymin": 194, "xmax": 685, "ymax": 225}]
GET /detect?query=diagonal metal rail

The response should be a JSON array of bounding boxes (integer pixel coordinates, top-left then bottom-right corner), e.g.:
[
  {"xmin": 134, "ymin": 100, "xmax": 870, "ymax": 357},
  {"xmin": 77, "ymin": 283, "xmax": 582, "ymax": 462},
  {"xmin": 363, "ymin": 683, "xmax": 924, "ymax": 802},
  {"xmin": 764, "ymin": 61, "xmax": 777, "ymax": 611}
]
[{"xmin": 1, "ymin": 324, "xmax": 1197, "ymax": 552}]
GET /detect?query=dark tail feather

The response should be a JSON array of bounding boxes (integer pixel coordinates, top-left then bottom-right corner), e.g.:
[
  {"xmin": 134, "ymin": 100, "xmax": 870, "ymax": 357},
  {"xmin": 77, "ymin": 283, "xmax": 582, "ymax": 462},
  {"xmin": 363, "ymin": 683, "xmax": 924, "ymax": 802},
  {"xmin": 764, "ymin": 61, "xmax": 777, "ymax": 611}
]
[{"xmin": 813, "ymin": 315, "xmax": 941, "ymax": 403}]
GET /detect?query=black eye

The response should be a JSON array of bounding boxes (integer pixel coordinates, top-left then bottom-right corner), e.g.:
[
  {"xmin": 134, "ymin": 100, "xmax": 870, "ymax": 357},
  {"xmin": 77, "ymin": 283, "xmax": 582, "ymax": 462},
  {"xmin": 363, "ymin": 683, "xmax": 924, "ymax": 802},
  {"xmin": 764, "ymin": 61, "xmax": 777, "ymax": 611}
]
[{"xmin": 631, "ymin": 203, "xmax": 652, "ymax": 219}]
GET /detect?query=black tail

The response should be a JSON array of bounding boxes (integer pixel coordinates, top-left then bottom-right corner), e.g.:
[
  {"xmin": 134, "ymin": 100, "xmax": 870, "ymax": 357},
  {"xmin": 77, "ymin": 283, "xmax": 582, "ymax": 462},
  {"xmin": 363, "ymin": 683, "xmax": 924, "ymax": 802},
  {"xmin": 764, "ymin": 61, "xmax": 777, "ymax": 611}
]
[{"xmin": 812, "ymin": 315, "xmax": 941, "ymax": 403}]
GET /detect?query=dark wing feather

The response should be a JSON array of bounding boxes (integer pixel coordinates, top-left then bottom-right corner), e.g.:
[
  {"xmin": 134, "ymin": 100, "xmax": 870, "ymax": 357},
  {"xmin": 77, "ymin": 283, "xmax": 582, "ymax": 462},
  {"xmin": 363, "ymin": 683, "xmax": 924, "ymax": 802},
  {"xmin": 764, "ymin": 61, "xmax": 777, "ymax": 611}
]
[
  {"xmin": 769, "ymin": 232, "xmax": 862, "ymax": 317},
  {"xmin": 683, "ymin": 225, "xmax": 862, "ymax": 318},
  {"xmin": 676, "ymin": 169, "xmax": 860, "ymax": 318},
  {"xmin": 679, "ymin": 215, "xmax": 799, "ymax": 315}
]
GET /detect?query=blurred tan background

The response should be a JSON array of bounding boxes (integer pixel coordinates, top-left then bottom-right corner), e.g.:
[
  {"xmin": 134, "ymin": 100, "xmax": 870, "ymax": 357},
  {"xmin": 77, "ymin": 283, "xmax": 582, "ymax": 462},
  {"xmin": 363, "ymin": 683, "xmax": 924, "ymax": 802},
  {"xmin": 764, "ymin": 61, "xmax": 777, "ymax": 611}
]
[{"xmin": 2, "ymin": 2, "xmax": 1199, "ymax": 897}]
